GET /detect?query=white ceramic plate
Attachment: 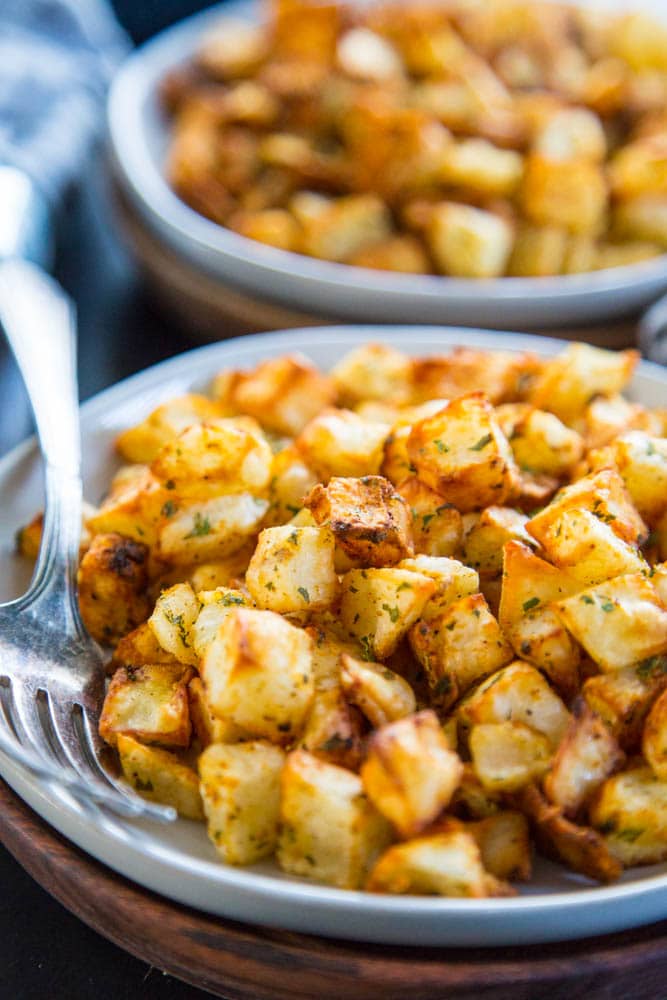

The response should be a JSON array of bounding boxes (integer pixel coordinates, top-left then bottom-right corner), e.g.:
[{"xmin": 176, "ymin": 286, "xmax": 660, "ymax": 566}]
[
  {"xmin": 107, "ymin": 1, "xmax": 667, "ymax": 331},
  {"xmin": 2, "ymin": 326, "xmax": 667, "ymax": 947}
]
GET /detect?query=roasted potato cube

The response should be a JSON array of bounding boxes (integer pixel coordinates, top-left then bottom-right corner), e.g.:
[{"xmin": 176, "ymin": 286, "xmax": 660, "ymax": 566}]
[
  {"xmin": 438, "ymin": 138, "xmax": 524, "ymax": 197},
  {"xmin": 299, "ymin": 688, "xmax": 365, "ymax": 771},
  {"xmin": 521, "ymin": 153, "xmax": 607, "ymax": 235},
  {"xmin": 117, "ymin": 734, "xmax": 203, "ymax": 820},
  {"xmin": 529, "ymin": 344, "xmax": 638, "ymax": 426},
  {"xmin": 458, "ymin": 661, "xmax": 570, "ymax": 748},
  {"xmin": 453, "ymin": 764, "xmax": 504, "ymax": 819},
  {"xmin": 116, "ymin": 394, "xmax": 223, "ymax": 464},
  {"xmin": 410, "ymin": 349, "xmax": 541, "ymax": 408},
  {"xmin": 366, "ymin": 831, "xmax": 509, "ymax": 897},
  {"xmin": 508, "ymin": 408, "xmax": 584, "ymax": 478},
  {"xmin": 463, "ymin": 506, "xmax": 534, "ymax": 577},
  {"xmin": 507, "ymin": 224, "xmax": 568, "ymax": 277},
  {"xmin": 149, "ymin": 582, "xmax": 200, "ymax": 666},
  {"xmin": 396, "ymin": 477, "xmax": 463, "ymax": 557},
  {"xmin": 348, "ymin": 235, "xmax": 431, "ymax": 274},
  {"xmin": 196, "ymin": 16, "xmax": 267, "ymax": 79},
  {"xmin": 590, "ymin": 765, "xmax": 667, "ymax": 867},
  {"xmin": 157, "ymin": 493, "xmax": 269, "ymax": 565},
  {"xmin": 245, "ymin": 524, "xmax": 337, "ymax": 613},
  {"xmin": 398, "ymin": 555, "xmax": 479, "ymax": 621},
  {"xmin": 582, "ymin": 394, "xmax": 661, "ymax": 452},
  {"xmin": 469, "ymin": 722, "xmax": 553, "ymax": 793},
  {"xmin": 305, "ymin": 475, "xmax": 413, "ymax": 567},
  {"xmin": 77, "ymin": 533, "xmax": 150, "ymax": 646},
  {"xmin": 277, "ymin": 750, "xmax": 392, "ymax": 889},
  {"xmin": 339, "ymin": 567, "xmax": 436, "ymax": 660},
  {"xmin": 264, "ymin": 445, "xmax": 318, "ymax": 527},
  {"xmin": 331, "ymin": 343, "xmax": 412, "ymax": 408},
  {"xmin": 516, "ymin": 784, "xmax": 621, "ymax": 882},
  {"xmin": 111, "ymin": 622, "xmax": 180, "ymax": 671},
  {"xmin": 151, "ymin": 418, "xmax": 272, "ymax": 498},
  {"xmin": 190, "ymin": 587, "xmax": 249, "ymax": 659},
  {"xmin": 596, "ymin": 241, "xmax": 662, "ymax": 270},
  {"xmin": 361, "ymin": 711, "xmax": 463, "ymax": 838},
  {"xmin": 336, "ymin": 26, "xmax": 403, "ymax": 81},
  {"xmin": 340, "ymin": 653, "xmax": 416, "ymax": 728},
  {"xmin": 410, "ymin": 594, "xmax": 513, "ymax": 707},
  {"xmin": 427, "ymin": 202, "xmax": 514, "ymax": 278},
  {"xmin": 499, "ymin": 541, "xmax": 582, "ymax": 699},
  {"xmin": 614, "ymin": 193, "xmax": 667, "ymax": 249},
  {"xmin": 199, "ymin": 741, "xmax": 285, "ymax": 864},
  {"xmin": 99, "ymin": 664, "xmax": 192, "ymax": 749},
  {"xmin": 228, "ymin": 208, "xmax": 299, "ymax": 250},
  {"xmin": 467, "ymin": 811, "xmax": 532, "ymax": 881},
  {"xmin": 544, "ymin": 702, "xmax": 625, "ymax": 817},
  {"xmin": 606, "ymin": 432, "xmax": 667, "ymax": 524},
  {"xmin": 583, "ymin": 664, "xmax": 667, "ymax": 751},
  {"xmin": 296, "ymin": 408, "xmax": 390, "ymax": 482},
  {"xmin": 609, "ymin": 136, "xmax": 667, "ymax": 199},
  {"xmin": 643, "ymin": 688, "xmax": 667, "ymax": 781},
  {"xmin": 200, "ymin": 607, "xmax": 314, "ymax": 742},
  {"xmin": 300, "ymin": 194, "xmax": 393, "ymax": 263},
  {"xmin": 555, "ymin": 574, "xmax": 667, "ymax": 672},
  {"xmin": 407, "ymin": 392, "xmax": 518, "ymax": 512},
  {"xmin": 305, "ymin": 626, "xmax": 361, "ymax": 692},
  {"xmin": 229, "ymin": 354, "xmax": 337, "ymax": 436},
  {"xmin": 188, "ymin": 676, "xmax": 248, "ymax": 747},
  {"xmin": 533, "ymin": 107, "xmax": 606, "ymax": 162},
  {"xmin": 87, "ymin": 468, "xmax": 172, "ymax": 548}
]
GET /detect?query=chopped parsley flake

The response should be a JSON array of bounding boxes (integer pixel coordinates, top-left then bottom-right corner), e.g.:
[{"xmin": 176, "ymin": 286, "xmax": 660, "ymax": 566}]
[
  {"xmin": 298, "ymin": 586, "xmax": 310, "ymax": 603},
  {"xmin": 522, "ymin": 596, "xmax": 540, "ymax": 612},
  {"xmin": 470, "ymin": 433, "xmax": 493, "ymax": 452},
  {"xmin": 185, "ymin": 512, "xmax": 212, "ymax": 538}
]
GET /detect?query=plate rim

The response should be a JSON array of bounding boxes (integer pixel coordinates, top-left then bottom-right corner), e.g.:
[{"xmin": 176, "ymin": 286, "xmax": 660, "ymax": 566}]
[{"xmin": 2, "ymin": 323, "xmax": 667, "ymax": 946}]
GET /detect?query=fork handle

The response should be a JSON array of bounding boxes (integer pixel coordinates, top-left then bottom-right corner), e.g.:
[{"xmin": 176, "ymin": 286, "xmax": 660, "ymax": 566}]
[{"xmin": 0, "ymin": 257, "xmax": 84, "ymax": 635}]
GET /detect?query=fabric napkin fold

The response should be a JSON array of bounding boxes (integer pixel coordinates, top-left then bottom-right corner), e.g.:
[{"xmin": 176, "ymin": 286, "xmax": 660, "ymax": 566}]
[{"xmin": 0, "ymin": 0, "xmax": 130, "ymax": 206}]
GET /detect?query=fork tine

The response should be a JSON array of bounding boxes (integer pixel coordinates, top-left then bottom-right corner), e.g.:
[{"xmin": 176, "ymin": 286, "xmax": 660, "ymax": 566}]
[{"xmin": 7, "ymin": 682, "xmax": 57, "ymax": 761}]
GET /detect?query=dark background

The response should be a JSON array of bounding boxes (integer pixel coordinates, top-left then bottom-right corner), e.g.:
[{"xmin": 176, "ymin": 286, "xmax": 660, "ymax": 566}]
[{"xmin": 0, "ymin": 3, "xmax": 231, "ymax": 998}]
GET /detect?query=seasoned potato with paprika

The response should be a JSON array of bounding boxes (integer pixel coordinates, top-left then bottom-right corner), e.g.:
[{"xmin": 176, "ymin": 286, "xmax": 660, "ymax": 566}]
[
  {"xmin": 77, "ymin": 533, "xmax": 150, "ymax": 645},
  {"xmin": 245, "ymin": 524, "xmax": 337, "ymax": 612},
  {"xmin": 339, "ymin": 567, "xmax": 436, "ymax": 659},
  {"xmin": 117, "ymin": 734, "xmax": 203, "ymax": 819},
  {"xmin": 100, "ymin": 664, "xmax": 193, "ymax": 749}
]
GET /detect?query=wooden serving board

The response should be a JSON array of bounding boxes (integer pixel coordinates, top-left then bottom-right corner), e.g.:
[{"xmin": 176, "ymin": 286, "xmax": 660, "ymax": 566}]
[{"xmin": 1, "ymin": 779, "xmax": 667, "ymax": 1000}]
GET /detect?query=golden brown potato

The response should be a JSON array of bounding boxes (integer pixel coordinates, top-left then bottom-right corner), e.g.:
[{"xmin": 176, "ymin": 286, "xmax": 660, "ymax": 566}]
[
  {"xmin": 366, "ymin": 830, "xmax": 511, "ymax": 897},
  {"xmin": 470, "ymin": 722, "xmax": 553, "ymax": 793},
  {"xmin": 467, "ymin": 811, "xmax": 532, "ymax": 881},
  {"xmin": 99, "ymin": 664, "xmax": 193, "ymax": 749},
  {"xmin": 361, "ymin": 711, "xmax": 463, "ymax": 838},
  {"xmin": 410, "ymin": 349, "xmax": 541, "ymax": 408},
  {"xmin": 590, "ymin": 765, "xmax": 667, "ymax": 867},
  {"xmin": 529, "ymin": 344, "xmax": 638, "ymax": 426},
  {"xmin": 300, "ymin": 194, "xmax": 393, "ymax": 263},
  {"xmin": 199, "ymin": 741, "xmax": 285, "ymax": 864},
  {"xmin": 277, "ymin": 750, "xmax": 392, "ymax": 889},
  {"xmin": 188, "ymin": 676, "xmax": 248, "ymax": 748},
  {"xmin": 396, "ymin": 477, "xmax": 464, "ymax": 557},
  {"xmin": 116, "ymin": 394, "xmax": 223, "ymax": 464},
  {"xmin": 340, "ymin": 653, "xmax": 416, "ymax": 728},
  {"xmin": 299, "ymin": 687, "xmax": 366, "ymax": 770},
  {"xmin": 544, "ymin": 702, "xmax": 625, "ymax": 817},
  {"xmin": 296, "ymin": 408, "xmax": 390, "ymax": 482},
  {"xmin": 245, "ymin": 524, "xmax": 338, "ymax": 612},
  {"xmin": 195, "ymin": 17, "xmax": 267, "ymax": 79},
  {"xmin": 149, "ymin": 582, "xmax": 201, "ymax": 667},
  {"xmin": 77, "ymin": 533, "xmax": 150, "ymax": 645},
  {"xmin": 304, "ymin": 626, "xmax": 361, "ymax": 692},
  {"xmin": 111, "ymin": 622, "xmax": 180, "ymax": 672},
  {"xmin": 427, "ymin": 202, "xmax": 514, "ymax": 278},
  {"xmin": 339, "ymin": 566, "xmax": 436, "ymax": 660},
  {"xmin": 643, "ymin": 688, "xmax": 667, "ymax": 781},
  {"xmin": 463, "ymin": 506, "xmax": 534, "ymax": 578},
  {"xmin": 117, "ymin": 734, "xmax": 204, "ymax": 820},
  {"xmin": 605, "ymin": 431, "xmax": 667, "ymax": 525},
  {"xmin": 228, "ymin": 354, "xmax": 337, "ymax": 436},
  {"xmin": 507, "ymin": 408, "xmax": 584, "ymax": 478},
  {"xmin": 508, "ymin": 224, "xmax": 568, "ymax": 277},
  {"xmin": 407, "ymin": 392, "xmax": 518, "ymax": 512},
  {"xmin": 305, "ymin": 475, "xmax": 413, "ymax": 567},
  {"xmin": 583, "ymin": 664, "xmax": 667, "ymax": 752},
  {"xmin": 398, "ymin": 555, "xmax": 479, "ymax": 621},
  {"xmin": 156, "ymin": 493, "xmax": 269, "ymax": 566},
  {"xmin": 200, "ymin": 607, "xmax": 314, "ymax": 742},
  {"xmin": 331, "ymin": 343, "xmax": 412, "ymax": 408},
  {"xmin": 521, "ymin": 153, "xmax": 608, "ymax": 235},
  {"xmin": 264, "ymin": 445, "xmax": 318, "ymax": 527}
]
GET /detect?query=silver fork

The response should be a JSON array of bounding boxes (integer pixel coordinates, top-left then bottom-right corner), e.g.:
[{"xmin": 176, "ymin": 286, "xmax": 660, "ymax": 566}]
[{"xmin": 0, "ymin": 255, "xmax": 175, "ymax": 822}]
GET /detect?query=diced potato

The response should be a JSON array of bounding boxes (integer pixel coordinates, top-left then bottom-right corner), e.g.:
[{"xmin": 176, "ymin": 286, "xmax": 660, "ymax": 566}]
[
  {"xmin": 608, "ymin": 12, "xmax": 667, "ymax": 72},
  {"xmin": 508, "ymin": 408, "xmax": 584, "ymax": 478},
  {"xmin": 196, "ymin": 17, "xmax": 267, "ymax": 79},
  {"xmin": 264, "ymin": 445, "xmax": 318, "ymax": 526},
  {"xmin": 331, "ymin": 343, "xmax": 412, "ymax": 408},
  {"xmin": 339, "ymin": 567, "xmax": 436, "ymax": 659},
  {"xmin": 116, "ymin": 394, "xmax": 223, "ymax": 464},
  {"xmin": 398, "ymin": 555, "xmax": 479, "ymax": 621},
  {"xmin": 533, "ymin": 108, "xmax": 606, "ymax": 162},
  {"xmin": 200, "ymin": 607, "xmax": 314, "ymax": 742},
  {"xmin": 609, "ymin": 136, "xmax": 667, "ymax": 199},
  {"xmin": 643, "ymin": 688, "xmax": 667, "ymax": 781},
  {"xmin": 304, "ymin": 626, "xmax": 361, "ymax": 692},
  {"xmin": 117, "ymin": 734, "xmax": 203, "ymax": 820},
  {"xmin": 77, "ymin": 533, "xmax": 150, "ymax": 646},
  {"xmin": 348, "ymin": 235, "xmax": 431, "ymax": 274},
  {"xmin": 544, "ymin": 703, "xmax": 625, "ymax": 817},
  {"xmin": 555, "ymin": 574, "xmax": 667, "ymax": 672},
  {"xmin": 277, "ymin": 750, "xmax": 392, "ymax": 889},
  {"xmin": 410, "ymin": 349, "xmax": 540, "ymax": 408},
  {"xmin": 583, "ymin": 664, "xmax": 667, "ymax": 751},
  {"xmin": 296, "ymin": 408, "xmax": 390, "ymax": 482},
  {"xmin": 99, "ymin": 664, "xmax": 193, "ymax": 749},
  {"xmin": 409, "ymin": 594, "xmax": 513, "ymax": 709},
  {"xmin": 438, "ymin": 138, "xmax": 524, "ymax": 197},
  {"xmin": 507, "ymin": 224, "xmax": 568, "ymax": 277},
  {"xmin": 458, "ymin": 661, "xmax": 570, "ymax": 748},
  {"xmin": 187, "ymin": 545, "xmax": 255, "ymax": 591},
  {"xmin": 596, "ymin": 241, "xmax": 662, "ymax": 270},
  {"xmin": 590, "ymin": 766, "xmax": 667, "ymax": 866},
  {"xmin": 188, "ymin": 676, "xmax": 248, "ymax": 747},
  {"xmin": 366, "ymin": 831, "xmax": 510, "ymax": 897},
  {"xmin": 305, "ymin": 475, "xmax": 413, "ymax": 567},
  {"xmin": 199, "ymin": 741, "xmax": 285, "ymax": 864},
  {"xmin": 157, "ymin": 493, "xmax": 269, "ymax": 565},
  {"xmin": 407, "ymin": 392, "xmax": 518, "ymax": 512},
  {"xmin": 228, "ymin": 208, "xmax": 298, "ymax": 250},
  {"xmin": 245, "ymin": 524, "xmax": 337, "ymax": 613},
  {"xmin": 149, "ymin": 582, "xmax": 201, "ymax": 666},
  {"xmin": 581, "ymin": 394, "xmax": 660, "ymax": 451},
  {"xmin": 614, "ymin": 193, "xmax": 667, "ymax": 249},
  {"xmin": 229, "ymin": 354, "xmax": 337, "ymax": 436},
  {"xmin": 340, "ymin": 653, "xmax": 416, "ymax": 728},
  {"xmin": 463, "ymin": 506, "xmax": 534, "ymax": 577},
  {"xmin": 190, "ymin": 588, "xmax": 249, "ymax": 659},
  {"xmin": 361, "ymin": 711, "xmax": 463, "ymax": 837},
  {"xmin": 521, "ymin": 153, "xmax": 607, "ymax": 235},
  {"xmin": 427, "ymin": 202, "xmax": 514, "ymax": 278},
  {"xmin": 606, "ymin": 432, "xmax": 667, "ymax": 524},
  {"xmin": 299, "ymin": 688, "xmax": 365, "ymax": 770},
  {"xmin": 336, "ymin": 26, "xmax": 403, "ymax": 81},
  {"xmin": 396, "ymin": 477, "xmax": 464, "ymax": 557},
  {"xmin": 299, "ymin": 194, "xmax": 393, "ymax": 263},
  {"xmin": 111, "ymin": 622, "xmax": 180, "ymax": 671},
  {"xmin": 529, "ymin": 344, "xmax": 638, "ymax": 426},
  {"xmin": 469, "ymin": 721, "xmax": 552, "ymax": 792},
  {"xmin": 516, "ymin": 784, "xmax": 621, "ymax": 881},
  {"xmin": 499, "ymin": 541, "xmax": 582, "ymax": 699},
  {"xmin": 151, "ymin": 418, "xmax": 273, "ymax": 498},
  {"xmin": 467, "ymin": 811, "xmax": 532, "ymax": 881},
  {"xmin": 452, "ymin": 763, "xmax": 505, "ymax": 818},
  {"xmin": 87, "ymin": 468, "xmax": 166, "ymax": 547}
]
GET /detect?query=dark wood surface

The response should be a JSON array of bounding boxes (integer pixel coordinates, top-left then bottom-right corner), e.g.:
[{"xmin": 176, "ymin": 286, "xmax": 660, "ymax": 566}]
[{"xmin": 2, "ymin": 778, "xmax": 667, "ymax": 1000}]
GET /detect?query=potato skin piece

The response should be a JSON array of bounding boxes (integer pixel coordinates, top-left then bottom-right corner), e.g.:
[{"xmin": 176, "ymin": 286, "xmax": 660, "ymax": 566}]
[
  {"xmin": 77, "ymin": 533, "xmax": 150, "ymax": 645},
  {"xmin": 304, "ymin": 475, "xmax": 413, "ymax": 567}
]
